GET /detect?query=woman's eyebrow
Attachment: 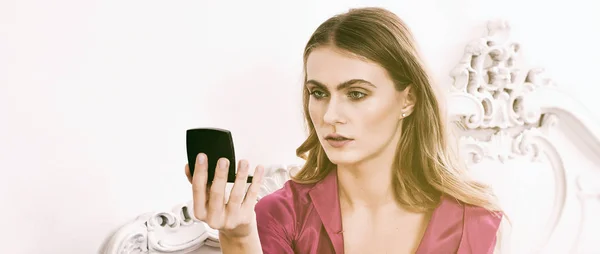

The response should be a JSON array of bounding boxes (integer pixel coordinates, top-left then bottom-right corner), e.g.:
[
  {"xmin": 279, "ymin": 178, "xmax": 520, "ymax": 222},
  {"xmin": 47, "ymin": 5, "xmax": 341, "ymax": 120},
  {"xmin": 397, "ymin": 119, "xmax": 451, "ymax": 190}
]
[{"xmin": 305, "ymin": 79, "xmax": 377, "ymax": 91}]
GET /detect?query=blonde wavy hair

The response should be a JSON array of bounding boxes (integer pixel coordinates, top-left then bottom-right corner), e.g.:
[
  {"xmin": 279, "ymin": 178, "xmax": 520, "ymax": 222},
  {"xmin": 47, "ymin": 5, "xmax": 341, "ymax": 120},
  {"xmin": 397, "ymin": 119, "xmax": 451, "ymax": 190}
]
[{"xmin": 291, "ymin": 7, "xmax": 502, "ymax": 213}]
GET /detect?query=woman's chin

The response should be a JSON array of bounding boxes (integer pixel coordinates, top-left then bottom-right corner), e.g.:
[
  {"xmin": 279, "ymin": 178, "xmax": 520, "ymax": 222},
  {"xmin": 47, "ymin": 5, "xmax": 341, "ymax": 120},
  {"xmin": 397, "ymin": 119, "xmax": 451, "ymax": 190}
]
[{"xmin": 325, "ymin": 152, "xmax": 361, "ymax": 166}]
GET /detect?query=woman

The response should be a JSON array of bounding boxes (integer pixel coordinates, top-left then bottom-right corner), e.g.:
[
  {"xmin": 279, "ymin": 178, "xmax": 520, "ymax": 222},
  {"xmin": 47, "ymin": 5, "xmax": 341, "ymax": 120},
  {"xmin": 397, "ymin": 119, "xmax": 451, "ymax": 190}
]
[{"xmin": 185, "ymin": 7, "xmax": 503, "ymax": 254}]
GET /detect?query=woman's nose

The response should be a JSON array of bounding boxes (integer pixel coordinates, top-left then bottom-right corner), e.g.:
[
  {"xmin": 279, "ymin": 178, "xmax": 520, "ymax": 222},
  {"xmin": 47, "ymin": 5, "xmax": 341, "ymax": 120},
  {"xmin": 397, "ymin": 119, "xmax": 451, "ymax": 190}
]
[{"xmin": 323, "ymin": 99, "xmax": 346, "ymax": 125}]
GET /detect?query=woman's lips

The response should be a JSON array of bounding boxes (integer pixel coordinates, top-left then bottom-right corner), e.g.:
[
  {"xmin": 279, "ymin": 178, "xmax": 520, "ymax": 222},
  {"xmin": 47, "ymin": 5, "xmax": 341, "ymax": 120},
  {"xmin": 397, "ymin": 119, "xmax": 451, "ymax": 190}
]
[{"xmin": 325, "ymin": 138, "xmax": 354, "ymax": 148}]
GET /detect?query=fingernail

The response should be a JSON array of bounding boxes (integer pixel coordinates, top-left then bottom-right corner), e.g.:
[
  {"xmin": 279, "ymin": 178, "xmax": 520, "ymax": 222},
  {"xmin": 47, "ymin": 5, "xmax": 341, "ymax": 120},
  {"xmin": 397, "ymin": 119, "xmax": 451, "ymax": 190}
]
[
  {"xmin": 219, "ymin": 159, "xmax": 228, "ymax": 168},
  {"xmin": 197, "ymin": 153, "xmax": 205, "ymax": 164}
]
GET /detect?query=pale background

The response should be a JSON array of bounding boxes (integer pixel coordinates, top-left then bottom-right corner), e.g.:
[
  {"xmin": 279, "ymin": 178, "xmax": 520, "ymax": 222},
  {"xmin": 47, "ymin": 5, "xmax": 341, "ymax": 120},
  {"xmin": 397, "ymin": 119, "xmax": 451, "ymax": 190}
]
[{"xmin": 1, "ymin": 0, "xmax": 598, "ymax": 253}]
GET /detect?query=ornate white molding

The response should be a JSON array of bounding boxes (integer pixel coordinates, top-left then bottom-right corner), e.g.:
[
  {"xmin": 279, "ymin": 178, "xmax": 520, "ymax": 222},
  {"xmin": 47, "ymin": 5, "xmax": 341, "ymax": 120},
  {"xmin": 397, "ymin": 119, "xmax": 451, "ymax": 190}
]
[
  {"xmin": 449, "ymin": 20, "xmax": 600, "ymax": 157},
  {"xmin": 448, "ymin": 20, "xmax": 569, "ymax": 253},
  {"xmin": 449, "ymin": 20, "xmax": 557, "ymax": 131},
  {"xmin": 459, "ymin": 114, "xmax": 559, "ymax": 164},
  {"xmin": 449, "ymin": 20, "xmax": 600, "ymax": 254},
  {"xmin": 103, "ymin": 213, "xmax": 151, "ymax": 254},
  {"xmin": 146, "ymin": 202, "xmax": 218, "ymax": 252}
]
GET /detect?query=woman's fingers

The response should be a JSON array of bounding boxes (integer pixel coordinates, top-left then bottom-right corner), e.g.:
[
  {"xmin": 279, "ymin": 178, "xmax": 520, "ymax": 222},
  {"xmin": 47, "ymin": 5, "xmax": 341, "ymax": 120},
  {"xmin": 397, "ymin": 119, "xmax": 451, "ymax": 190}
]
[
  {"xmin": 185, "ymin": 164, "xmax": 192, "ymax": 183},
  {"xmin": 189, "ymin": 154, "xmax": 263, "ymax": 233},
  {"xmin": 206, "ymin": 158, "xmax": 229, "ymax": 228},
  {"xmin": 241, "ymin": 165, "xmax": 265, "ymax": 212},
  {"xmin": 191, "ymin": 153, "xmax": 209, "ymax": 220},
  {"xmin": 227, "ymin": 160, "xmax": 250, "ymax": 207}
]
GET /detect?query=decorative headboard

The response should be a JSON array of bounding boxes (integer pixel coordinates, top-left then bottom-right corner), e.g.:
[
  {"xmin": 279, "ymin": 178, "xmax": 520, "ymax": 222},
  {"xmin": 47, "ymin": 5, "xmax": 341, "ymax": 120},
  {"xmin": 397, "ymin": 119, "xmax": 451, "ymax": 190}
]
[{"xmin": 102, "ymin": 20, "xmax": 600, "ymax": 254}]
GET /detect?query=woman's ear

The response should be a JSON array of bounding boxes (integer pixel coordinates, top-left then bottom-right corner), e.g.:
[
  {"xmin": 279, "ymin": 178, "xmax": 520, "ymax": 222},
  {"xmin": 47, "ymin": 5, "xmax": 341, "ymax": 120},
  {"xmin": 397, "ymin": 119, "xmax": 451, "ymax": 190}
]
[{"xmin": 399, "ymin": 85, "xmax": 416, "ymax": 119}]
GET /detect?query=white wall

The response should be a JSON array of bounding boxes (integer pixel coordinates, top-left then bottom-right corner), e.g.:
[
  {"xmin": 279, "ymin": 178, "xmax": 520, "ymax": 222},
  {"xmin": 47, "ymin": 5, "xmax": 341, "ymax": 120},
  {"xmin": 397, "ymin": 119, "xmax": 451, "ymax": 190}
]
[{"xmin": 1, "ymin": 0, "xmax": 598, "ymax": 253}]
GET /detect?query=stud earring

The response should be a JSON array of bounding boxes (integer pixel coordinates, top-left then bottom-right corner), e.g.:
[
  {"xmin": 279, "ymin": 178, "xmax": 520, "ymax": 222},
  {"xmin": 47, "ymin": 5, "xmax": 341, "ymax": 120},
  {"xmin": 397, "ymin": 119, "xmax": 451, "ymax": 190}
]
[{"xmin": 402, "ymin": 113, "xmax": 406, "ymax": 118}]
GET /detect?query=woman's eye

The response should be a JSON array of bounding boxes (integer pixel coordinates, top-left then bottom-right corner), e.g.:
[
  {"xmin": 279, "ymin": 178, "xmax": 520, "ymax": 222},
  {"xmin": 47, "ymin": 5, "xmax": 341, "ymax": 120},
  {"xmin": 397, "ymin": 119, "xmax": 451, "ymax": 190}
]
[
  {"xmin": 309, "ymin": 90, "xmax": 366, "ymax": 101},
  {"xmin": 348, "ymin": 91, "xmax": 366, "ymax": 100},
  {"xmin": 309, "ymin": 90, "xmax": 327, "ymax": 99}
]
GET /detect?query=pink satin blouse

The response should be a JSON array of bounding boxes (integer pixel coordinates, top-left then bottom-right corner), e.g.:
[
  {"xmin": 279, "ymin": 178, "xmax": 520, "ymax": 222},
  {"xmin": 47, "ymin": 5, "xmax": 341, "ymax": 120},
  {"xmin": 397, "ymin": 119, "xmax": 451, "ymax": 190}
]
[{"xmin": 254, "ymin": 168, "xmax": 502, "ymax": 254}]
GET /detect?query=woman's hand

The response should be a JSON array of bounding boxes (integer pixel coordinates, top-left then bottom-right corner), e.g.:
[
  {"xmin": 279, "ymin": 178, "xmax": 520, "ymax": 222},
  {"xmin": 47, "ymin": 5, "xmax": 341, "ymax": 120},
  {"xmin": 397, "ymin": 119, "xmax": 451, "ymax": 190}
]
[{"xmin": 185, "ymin": 153, "xmax": 265, "ymax": 240}]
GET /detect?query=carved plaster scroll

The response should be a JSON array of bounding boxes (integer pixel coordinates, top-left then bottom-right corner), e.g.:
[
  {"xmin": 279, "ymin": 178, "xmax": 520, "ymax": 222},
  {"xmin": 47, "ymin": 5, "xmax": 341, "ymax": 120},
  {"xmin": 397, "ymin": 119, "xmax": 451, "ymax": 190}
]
[
  {"xmin": 146, "ymin": 201, "xmax": 217, "ymax": 252},
  {"xmin": 103, "ymin": 213, "xmax": 151, "ymax": 254},
  {"xmin": 571, "ymin": 173, "xmax": 600, "ymax": 253},
  {"xmin": 449, "ymin": 19, "xmax": 557, "ymax": 133}
]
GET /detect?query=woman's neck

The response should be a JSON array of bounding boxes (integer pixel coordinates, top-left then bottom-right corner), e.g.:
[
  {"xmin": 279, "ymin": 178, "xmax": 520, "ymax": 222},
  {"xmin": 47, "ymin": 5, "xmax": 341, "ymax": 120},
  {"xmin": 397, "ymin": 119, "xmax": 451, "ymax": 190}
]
[{"xmin": 336, "ymin": 154, "xmax": 397, "ymax": 210}]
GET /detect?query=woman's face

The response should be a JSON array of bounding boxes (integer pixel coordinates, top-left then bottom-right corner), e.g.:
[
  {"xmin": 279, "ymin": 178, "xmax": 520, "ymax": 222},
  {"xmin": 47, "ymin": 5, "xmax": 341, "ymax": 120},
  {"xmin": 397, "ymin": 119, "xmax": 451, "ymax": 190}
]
[{"xmin": 305, "ymin": 46, "xmax": 413, "ymax": 166}]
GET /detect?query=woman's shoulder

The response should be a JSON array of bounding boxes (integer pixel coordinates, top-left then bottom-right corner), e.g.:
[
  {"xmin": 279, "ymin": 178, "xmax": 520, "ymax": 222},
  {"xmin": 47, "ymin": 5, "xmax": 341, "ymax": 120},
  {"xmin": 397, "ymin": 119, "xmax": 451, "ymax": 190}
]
[
  {"xmin": 436, "ymin": 195, "xmax": 502, "ymax": 232},
  {"xmin": 439, "ymin": 195, "xmax": 502, "ymax": 219},
  {"xmin": 434, "ymin": 196, "xmax": 503, "ymax": 253},
  {"xmin": 254, "ymin": 179, "xmax": 316, "ymax": 218}
]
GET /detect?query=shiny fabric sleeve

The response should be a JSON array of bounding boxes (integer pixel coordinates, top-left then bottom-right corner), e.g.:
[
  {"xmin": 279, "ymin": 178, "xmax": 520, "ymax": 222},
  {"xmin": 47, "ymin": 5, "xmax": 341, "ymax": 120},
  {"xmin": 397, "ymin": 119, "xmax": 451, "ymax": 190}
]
[
  {"xmin": 254, "ymin": 189, "xmax": 296, "ymax": 254},
  {"xmin": 458, "ymin": 205, "xmax": 503, "ymax": 254}
]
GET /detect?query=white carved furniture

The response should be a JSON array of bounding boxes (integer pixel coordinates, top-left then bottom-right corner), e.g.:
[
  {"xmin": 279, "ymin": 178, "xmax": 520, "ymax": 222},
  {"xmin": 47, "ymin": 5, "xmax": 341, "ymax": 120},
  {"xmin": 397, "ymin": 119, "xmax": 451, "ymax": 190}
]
[{"xmin": 102, "ymin": 20, "xmax": 600, "ymax": 254}]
